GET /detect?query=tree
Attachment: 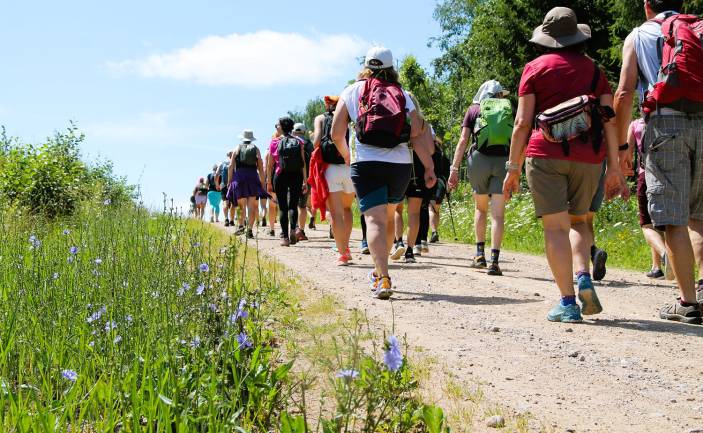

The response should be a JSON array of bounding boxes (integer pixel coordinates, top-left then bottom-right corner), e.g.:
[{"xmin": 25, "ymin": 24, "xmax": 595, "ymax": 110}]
[{"xmin": 288, "ymin": 98, "xmax": 326, "ymax": 133}]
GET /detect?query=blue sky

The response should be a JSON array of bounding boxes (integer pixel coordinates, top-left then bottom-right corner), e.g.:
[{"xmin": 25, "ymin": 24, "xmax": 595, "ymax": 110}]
[{"xmin": 1, "ymin": 0, "xmax": 442, "ymax": 210}]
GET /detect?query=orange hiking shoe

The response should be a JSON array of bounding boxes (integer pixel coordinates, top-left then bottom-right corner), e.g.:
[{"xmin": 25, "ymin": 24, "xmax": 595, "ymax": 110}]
[{"xmin": 372, "ymin": 276, "xmax": 393, "ymax": 300}]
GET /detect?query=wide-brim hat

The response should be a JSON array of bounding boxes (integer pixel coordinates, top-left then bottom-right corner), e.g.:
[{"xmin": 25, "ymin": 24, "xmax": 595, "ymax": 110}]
[
  {"xmin": 238, "ymin": 129, "xmax": 256, "ymax": 142},
  {"xmin": 530, "ymin": 7, "xmax": 591, "ymax": 49}
]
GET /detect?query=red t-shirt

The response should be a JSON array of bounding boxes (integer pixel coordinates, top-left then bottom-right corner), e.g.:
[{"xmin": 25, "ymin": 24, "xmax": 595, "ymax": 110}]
[{"xmin": 518, "ymin": 51, "xmax": 612, "ymax": 164}]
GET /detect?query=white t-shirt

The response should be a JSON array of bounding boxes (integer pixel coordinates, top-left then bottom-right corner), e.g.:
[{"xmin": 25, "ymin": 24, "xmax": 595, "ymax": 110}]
[{"xmin": 340, "ymin": 80, "xmax": 415, "ymax": 164}]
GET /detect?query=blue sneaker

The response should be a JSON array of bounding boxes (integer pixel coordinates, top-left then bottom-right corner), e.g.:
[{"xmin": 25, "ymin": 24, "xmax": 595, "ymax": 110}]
[
  {"xmin": 577, "ymin": 275, "xmax": 603, "ymax": 315},
  {"xmin": 361, "ymin": 239, "xmax": 370, "ymax": 255},
  {"xmin": 547, "ymin": 302, "xmax": 583, "ymax": 323}
]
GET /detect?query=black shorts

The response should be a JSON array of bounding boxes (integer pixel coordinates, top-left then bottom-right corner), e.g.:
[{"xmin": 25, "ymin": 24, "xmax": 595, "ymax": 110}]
[
  {"xmin": 351, "ymin": 161, "xmax": 412, "ymax": 213},
  {"xmin": 405, "ymin": 178, "xmax": 432, "ymax": 200},
  {"xmin": 221, "ymin": 186, "xmax": 229, "ymax": 202},
  {"xmin": 433, "ymin": 178, "xmax": 447, "ymax": 204}
]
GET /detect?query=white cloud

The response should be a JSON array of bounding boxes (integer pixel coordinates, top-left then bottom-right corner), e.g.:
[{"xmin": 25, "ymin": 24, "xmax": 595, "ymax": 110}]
[{"xmin": 109, "ymin": 31, "xmax": 367, "ymax": 87}]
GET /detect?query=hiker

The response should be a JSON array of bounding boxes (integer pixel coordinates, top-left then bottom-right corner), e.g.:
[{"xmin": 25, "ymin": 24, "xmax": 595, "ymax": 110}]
[
  {"xmin": 206, "ymin": 164, "xmax": 221, "ymax": 223},
  {"xmin": 401, "ymin": 93, "xmax": 436, "ymax": 264},
  {"xmin": 216, "ymin": 151, "xmax": 234, "ymax": 226},
  {"xmin": 263, "ymin": 145, "xmax": 278, "ymax": 237},
  {"xmin": 503, "ymin": 7, "xmax": 628, "ymax": 323},
  {"xmin": 586, "ymin": 167, "xmax": 609, "ymax": 281},
  {"xmin": 428, "ymin": 135, "xmax": 451, "ymax": 244},
  {"xmin": 331, "ymin": 45, "xmax": 436, "ymax": 299},
  {"xmin": 613, "ymin": 0, "xmax": 703, "ymax": 323},
  {"xmin": 193, "ymin": 177, "xmax": 209, "ymax": 220},
  {"xmin": 448, "ymin": 80, "xmax": 513, "ymax": 276},
  {"xmin": 266, "ymin": 117, "xmax": 308, "ymax": 246},
  {"xmin": 293, "ymin": 123, "xmax": 314, "ymax": 240},
  {"xmin": 311, "ymin": 95, "xmax": 356, "ymax": 265},
  {"xmin": 227, "ymin": 130, "xmax": 266, "ymax": 239},
  {"xmin": 390, "ymin": 202, "xmax": 406, "ymax": 260},
  {"xmin": 624, "ymin": 118, "xmax": 672, "ymax": 279}
]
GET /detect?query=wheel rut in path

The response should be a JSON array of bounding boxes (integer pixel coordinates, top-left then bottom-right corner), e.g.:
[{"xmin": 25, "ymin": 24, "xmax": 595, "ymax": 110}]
[{"xmin": 219, "ymin": 223, "xmax": 703, "ymax": 433}]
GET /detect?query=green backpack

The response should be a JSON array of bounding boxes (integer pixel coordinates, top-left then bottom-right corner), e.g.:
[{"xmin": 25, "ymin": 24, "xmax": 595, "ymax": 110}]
[
  {"xmin": 474, "ymin": 98, "xmax": 514, "ymax": 149},
  {"xmin": 237, "ymin": 143, "xmax": 258, "ymax": 167}
]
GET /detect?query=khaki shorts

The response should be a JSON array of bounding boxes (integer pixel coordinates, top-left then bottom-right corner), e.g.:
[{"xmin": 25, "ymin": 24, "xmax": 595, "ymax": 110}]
[{"xmin": 526, "ymin": 157, "xmax": 603, "ymax": 217}]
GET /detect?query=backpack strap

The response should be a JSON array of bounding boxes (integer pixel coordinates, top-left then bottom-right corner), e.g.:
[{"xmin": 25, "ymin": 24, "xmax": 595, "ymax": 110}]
[{"xmin": 590, "ymin": 61, "xmax": 604, "ymax": 155}]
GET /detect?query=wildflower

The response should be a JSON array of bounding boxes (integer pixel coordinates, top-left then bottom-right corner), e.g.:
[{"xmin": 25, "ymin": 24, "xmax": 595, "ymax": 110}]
[
  {"xmin": 113, "ymin": 335, "xmax": 122, "ymax": 344},
  {"xmin": 335, "ymin": 369, "xmax": 360, "ymax": 380},
  {"xmin": 196, "ymin": 284, "xmax": 205, "ymax": 295},
  {"xmin": 69, "ymin": 246, "xmax": 78, "ymax": 255},
  {"xmin": 125, "ymin": 315, "xmax": 133, "ymax": 323},
  {"xmin": 199, "ymin": 263, "xmax": 209, "ymax": 273},
  {"xmin": 63, "ymin": 229, "xmax": 71, "ymax": 235},
  {"xmin": 52, "ymin": 272, "xmax": 59, "ymax": 280},
  {"xmin": 190, "ymin": 336, "xmax": 201, "ymax": 348},
  {"xmin": 236, "ymin": 332, "xmax": 253, "ymax": 349},
  {"xmin": 61, "ymin": 369, "xmax": 78, "ymax": 382},
  {"xmin": 383, "ymin": 335, "xmax": 403, "ymax": 372},
  {"xmin": 94, "ymin": 258, "xmax": 103, "ymax": 265},
  {"xmin": 28, "ymin": 235, "xmax": 41, "ymax": 250},
  {"xmin": 87, "ymin": 306, "xmax": 105, "ymax": 324},
  {"xmin": 178, "ymin": 283, "xmax": 190, "ymax": 296},
  {"xmin": 177, "ymin": 260, "xmax": 183, "ymax": 266},
  {"xmin": 193, "ymin": 242, "xmax": 201, "ymax": 248},
  {"xmin": 230, "ymin": 299, "xmax": 248, "ymax": 323},
  {"xmin": 104, "ymin": 321, "xmax": 117, "ymax": 332},
  {"xmin": 104, "ymin": 199, "xmax": 111, "ymax": 205},
  {"xmin": 68, "ymin": 256, "xmax": 74, "ymax": 264},
  {"xmin": 208, "ymin": 303, "xmax": 218, "ymax": 312},
  {"xmin": 88, "ymin": 341, "xmax": 94, "ymax": 347}
]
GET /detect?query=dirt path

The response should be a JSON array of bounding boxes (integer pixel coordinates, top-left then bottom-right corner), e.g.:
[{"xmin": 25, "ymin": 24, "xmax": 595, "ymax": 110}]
[{"xmin": 224, "ymin": 222, "xmax": 703, "ymax": 433}]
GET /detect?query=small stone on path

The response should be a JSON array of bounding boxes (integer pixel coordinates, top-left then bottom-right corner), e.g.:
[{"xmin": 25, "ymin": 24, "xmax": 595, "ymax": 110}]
[{"xmin": 485, "ymin": 415, "xmax": 505, "ymax": 428}]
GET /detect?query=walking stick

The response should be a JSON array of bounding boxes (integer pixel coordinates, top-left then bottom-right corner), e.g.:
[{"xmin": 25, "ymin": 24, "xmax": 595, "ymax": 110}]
[{"xmin": 446, "ymin": 191, "xmax": 459, "ymax": 241}]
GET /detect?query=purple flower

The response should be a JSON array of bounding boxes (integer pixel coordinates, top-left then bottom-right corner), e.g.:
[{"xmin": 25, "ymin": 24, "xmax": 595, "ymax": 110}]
[
  {"xmin": 230, "ymin": 299, "xmax": 248, "ymax": 323},
  {"xmin": 94, "ymin": 258, "xmax": 103, "ymax": 265},
  {"xmin": 63, "ymin": 229, "xmax": 71, "ymax": 235},
  {"xmin": 28, "ymin": 235, "xmax": 41, "ymax": 250},
  {"xmin": 335, "ymin": 369, "xmax": 360, "ymax": 380},
  {"xmin": 87, "ymin": 306, "xmax": 106, "ymax": 324},
  {"xmin": 104, "ymin": 321, "xmax": 117, "ymax": 332},
  {"xmin": 193, "ymin": 242, "xmax": 201, "ymax": 248},
  {"xmin": 190, "ymin": 336, "xmax": 201, "ymax": 348},
  {"xmin": 208, "ymin": 303, "xmax": 218, "ymax": 312},
  {"xmin": 113, "ymin": 335, "xmax": 122, "ymax": 344},
  {"xmin": 383, "ymin": 335, "xmax": 403, "ymax": 372},
  {"xmin": 61, "ymin": 369, "xmax": 78, "ymax": 382},
  {"xmin": 236, "ymin": 332, "xmax": 253, "ymax": 349},
  {"xmin": 196, "ymin": 284, "xmax": 205, "ymax": 295},
  {"xmin": 103, "ymin": 199, "xmax": 111, "ymax": 205},
  {"xmin": 69, "ymin": 246, "xmax": 78, "ymax": 255},
  {"xmin": 178, "ymin": 282, "xmax": 190, "ymax": 296},
  {"xmin": 199, "ymin": 263, "xmax": 209, "ymax": 273},
  {"xmin": 125, "ymin": 315, "xmax": 133, "ymax": 323}
]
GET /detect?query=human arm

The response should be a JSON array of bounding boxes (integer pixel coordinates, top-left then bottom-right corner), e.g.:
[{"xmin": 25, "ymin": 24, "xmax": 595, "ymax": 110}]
[
  {"xmin": 502, "ymin": 94, "xmax": 535, "ymax": 200},
  {"xmin": 614, "ymin": 34, "xmax": 639, "ymax": 150},
  {"xmin": 447, "ymin": 126, "xmax": 471, "ymax": 190},
  {"xmin": 265, "ymin": 150, "xmax": 274, "ymax": 194},
  {"xmin": 256, "ymin": 148, "xmax": 265, "ymax": 186},
  {"xmin": 600, "ymin": 93, "xmax": 630, "ymax": 200},
  {"xmin": 312, "ymin": 114, "xmax": 324, "ymax": 149},
  {"xmin": 331, "ymin": 100, "xmax": 351, "ymax": 165},
  {"xmin": 227, "ymin": 149, "xmax": 237, "ymax": 187},
  {"xmin": 622, "ymin": 122, "xmax": 637, "ymax": 177},
  {"xmin": 408, "ymin": 110, "xmax": 436, "ymax": 189}
]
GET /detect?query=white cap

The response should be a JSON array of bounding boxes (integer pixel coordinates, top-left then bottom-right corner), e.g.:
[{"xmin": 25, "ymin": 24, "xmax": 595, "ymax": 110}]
[
  {"xmin": 472, "ymin": 80, "xmax": 510, "ymax": 104},
  {"xmin": 293, "ymin": 123, "xmax": 306, "ymax": 133},
  {"xmin": 364, "ymin": 46, "xmax": 394, "ymax": 70}
]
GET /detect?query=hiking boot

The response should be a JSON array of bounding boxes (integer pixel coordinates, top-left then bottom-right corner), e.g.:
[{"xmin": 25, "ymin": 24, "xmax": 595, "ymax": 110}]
[
  {"xmin": 487, "ymin": 262, "xmax": 503, "ymax": 276},
  {"xmin": 591, "ymin": 248, "xmax": 608, "ymax": 281},
  {"xmin": 404, "ymin": 248, "xmax": 416, "ymax": 263},
  {"xmin": 246, "ymin": 229, "xmax": 254, "ymax": 239},
  {"xmin": 660, "ymin": 300, "xmax": 702, "ymax": 324},
  {"xmin": 429, "ymin": 231, "xmax": 439, "ymax": 243},
  {"xmin": 577, "ymin": 274, "xmax": 603, "ymax": 316},
  {"xmin": 547, "ymin": 302, "xmax": 583, "ymax": 323},
  {"xmin": 234, "ymin": 226, "xmax": 245, "ymax": 236},
  {"xmin": 372, "ymin": 276, "xmax": 393, "ymax": 300},
  {"xmin": 421, "ymin": 240, "xmax": 429, "ymax": 253},
  {"xmin": 280, "ymin": 238, "xmax": 290, "ymax": 247},
  {"xmin": 268, "ymin": 229, "xmax": 275, "ymax": 237},
  {"xmin": 662, "ymin": 253, "xmax": 675, "ymax": 280},
  {"xmin": 646, "ymin": 268, "xmax": 665, "ymax": 279},
  {"xmin": 390, "ymin": 242, "xmax": 406, "ymax": 261},
  {"xmin": 412, "ymin": 245, "xmax": 422, "ymax": 256},
  {"xmin": 296, "ymin": 228, "xmax": 307, "ymax": 241},
  {"xmin": 224, "ymin": 219, "xmax": 230, "ymax": 227},
  {"xmin": 329, "ymin": 227, "xmax": 334, "ymax": 239},
  {"xmin": 473, "ymin": 255, "xmax": 487, "ymax": 269},
  {"xmin": 289, "ymin": 231, "xmax": 298, "ymax": 245},
  {"xmin": 361, "ymin": 239, "xmax": 370, "ymax": 255}
]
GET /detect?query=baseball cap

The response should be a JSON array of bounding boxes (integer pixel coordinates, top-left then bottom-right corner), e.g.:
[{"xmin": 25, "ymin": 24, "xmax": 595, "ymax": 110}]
[
  {"xmin": 364, "ymin": 46, "xmax": 394, "ymax": 70},
  {"xmin": 293, "ymin": 123, "xmax": 306, "ymax": 133}
]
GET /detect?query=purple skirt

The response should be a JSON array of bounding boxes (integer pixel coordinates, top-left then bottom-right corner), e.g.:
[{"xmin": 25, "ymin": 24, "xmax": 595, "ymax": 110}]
[{"xmin": 227, "ymin": 167, "xmax": 269, "ymax": 201}]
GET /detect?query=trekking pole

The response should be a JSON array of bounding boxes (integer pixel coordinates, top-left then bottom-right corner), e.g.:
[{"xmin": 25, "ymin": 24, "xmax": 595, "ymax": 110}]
[{"xmin": 446, "ymin": 191, "xmax": 459, "ymax": 241}]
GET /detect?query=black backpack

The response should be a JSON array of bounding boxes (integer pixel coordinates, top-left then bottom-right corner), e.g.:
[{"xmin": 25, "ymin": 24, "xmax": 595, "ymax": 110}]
[
  {"xmin": 237, "ymin": 143, "xmax": 258, "ymax": 167},
  {"xmin": 277, "ymin": 135, "xmax": 304, "ymax": 174},
  {"xmin": 207, "ymin": 173, "xmax": 217, "ymax": 190},
  {"xmin": 320, "ymin": 111, "xmax": 346, "ymax": 165}
]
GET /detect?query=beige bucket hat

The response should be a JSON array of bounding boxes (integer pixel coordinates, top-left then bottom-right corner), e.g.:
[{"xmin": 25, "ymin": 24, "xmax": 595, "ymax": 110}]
[{"xmin": 530, "ymin": 7, "xmax": 591, "ymax": 49}]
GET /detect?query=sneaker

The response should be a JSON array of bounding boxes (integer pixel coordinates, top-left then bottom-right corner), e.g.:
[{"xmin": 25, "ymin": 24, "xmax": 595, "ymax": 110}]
[
  {"xmin": 696, "ymin": 281, "xmax": 703, "ymax": 303},
  {"xmin": 473, "ymin": 255, "xmax": 487, "ymax": 269},
  {"xmin": 268, "ymin": 229, "xmax": 275, "ymax": 237},
  {"xmin": 429, "ymin": 231, "xmax": 439, "ymax": 243},
  {"xmin": 646, "ymin": 268, "xmax": 665, "ymax": 279},
  {"xmin": 372, "ymin": 276, "xmax": 393, "ymax": 300},
  {"xmin": 421, "ymin": 240, "xmax": 429, "ymax": 253},
  {"xmin": 246, "ymin": 229, "xmax": 254, "ymax": 239},
  {"xmin": 660, "ymin": 300, "xmax": 702, "ymax": 324},
  {"xmin": 280, "ymin": 238, "xmax": 290, "ymax": 247},
  {"xmin": 547, "ymin": 302, "xmax": 583, "ymax": 323},
  {"xmin": 413, "ymin": 245, "xmax": 422, "ymax": 256},
  {"xmin": 577, "ymin": 274, "xmax": 603, "ymax": 316},
  {"xmin": 591, "ymin": 248, "xmax": 608, "ymax": 281},
  {"xmin": 662, "ymin": 253, "xmax": 675, "ymax": 281},
  {"xmin": 361, "ymin": 240, "xmax": 370, "ymax": 255},
  {"xmin": 404, "ymin": 248, "xmax": 416, "ymax": 263},
  {"xmin": 224, "ymin": 219, "xmax": 230, "ymax": 227},
  {"xmin": 336, "ymin": 254, "xmax": 350, "ymax": 266},
  {"xmin": 487, "ymin": 262, "xmax": 503, "ymax": 276},
  {"xmin": 262, "ymin": 217, "xmax": 267, "ymax": 227},
  {"xmin": 289, "ymin": 232, "xmax": 298, "ymax": 245},
  {"xmin": 329, "ymin": 227, "xmax": 334, "ymax": 239},
  {"xmin": 295, "ymin": 228, "xmax": 307, "ymax": 241},
  {"xmin": 308, "ymin": 219, "xmax": 316, "ymax": 230},
  {"xmin": 390, "ymin": 242, "xmax": 406, "ymax": 261},
  {"xmin": 367, "ymin": 271, "xmax": 380, "ymax": 286},
  {"xmin": 344, "ymin": 248, "xmax": 352, "ymax": 262},
  {"xmin": 234, "ymin": 226, "xmax": 245, "ymax": 236}
]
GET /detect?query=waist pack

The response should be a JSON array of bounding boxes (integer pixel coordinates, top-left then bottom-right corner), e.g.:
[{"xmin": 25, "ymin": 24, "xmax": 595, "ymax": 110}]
[
  {"xmin": 642, "ymin": 14, "xmax": 703, "ymax": 114},
  {"xmin": 535, "ymin": 63, "xmax": 608, "ymax": 156},
  {"xmin": 320, "ymin": 111, "xmax": 346, "ymax": 164},
  {"xmin": 355, "ymin": 78, "xmax": 410, "ymax": 148},
  {"xmin": 278, "ymin": 135, "xmax": 304, "ymax": 174}
]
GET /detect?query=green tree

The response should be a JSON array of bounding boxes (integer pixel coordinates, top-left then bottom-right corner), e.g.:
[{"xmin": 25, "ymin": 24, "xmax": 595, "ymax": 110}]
[{"xmin": 288, "ymin": 98, "xmax": 326, "ymax": 133}]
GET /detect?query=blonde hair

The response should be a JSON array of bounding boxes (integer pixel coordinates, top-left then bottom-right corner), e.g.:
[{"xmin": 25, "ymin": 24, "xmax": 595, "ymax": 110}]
[{"xmin": 357, "ymin": 67, "xmax": 399, "ymax": 84}]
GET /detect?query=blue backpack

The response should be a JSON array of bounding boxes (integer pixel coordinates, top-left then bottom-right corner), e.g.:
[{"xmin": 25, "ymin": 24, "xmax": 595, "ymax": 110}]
[{"xmin": 218, "ymin": 160, "xmax": 230, "ymax": 188}]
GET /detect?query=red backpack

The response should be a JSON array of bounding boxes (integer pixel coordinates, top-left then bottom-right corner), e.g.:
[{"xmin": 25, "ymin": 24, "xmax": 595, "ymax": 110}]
[
  {"xmin": 642, "ymin": 14, "xmax": 703, "ymax": 114},
  {"xmin": 355, "ymin": 78, "xmax": 411, "ymax": 148}
]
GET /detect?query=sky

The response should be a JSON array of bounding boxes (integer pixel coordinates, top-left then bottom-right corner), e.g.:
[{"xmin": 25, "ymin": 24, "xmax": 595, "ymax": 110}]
[{"xmin": 0, "ymin": 0, "xmax": 443, "ymax": 210}]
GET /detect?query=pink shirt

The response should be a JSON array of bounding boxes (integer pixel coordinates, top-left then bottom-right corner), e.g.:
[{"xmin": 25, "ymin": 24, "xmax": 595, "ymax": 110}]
[
  {"xmin": 268, "ymin": 135, "xmax": 305, "ymax": 176},
  {"xmin": 631, "ymin": 118, "xmax": 645, "ymax": 174}
]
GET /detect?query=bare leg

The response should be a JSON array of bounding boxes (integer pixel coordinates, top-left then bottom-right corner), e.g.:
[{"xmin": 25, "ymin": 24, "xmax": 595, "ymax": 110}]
[
  {"xmin": 666, "ymin": 224, "xmax": 697, "ymax": 303},
  {"xmin": 569, "ymin": 214, "xmax": 591, "ymax": 274},
  {"xmin": 246, "ymin": 197, "xmax": 258, "ymax": 230},
  {"xmin": 365, "ymin": 204, "xmax": 393, "ymax": 278},
  {"xmin": 430, "ymin": 203, "xmax": 440, "ymax": 232},
  {"xmin": 474, "ymin": 194, "xmax": 489, "ymax": 244},
  {"xmin": 689, "ymin": 219, "xmax": 703, "ymax": 281},
  {"xmin": 642, "ymin": 224, "xmax": 666, "ymax": 269},
  {"xmin": 489, "ymin": 194, "xmax": 506, "ymax": 250},
  {"xmin": 237, "ymin": 199, "xmax": 246, "ymax": 227},
  {"xmin": 406, "ymin": 197, "xmax": 423, "ymax": 249},
  {"xmin": 394, "ymin": 202, "xmax": 404, "ymax": 242},
  {"xmin": 542, "ymin": 211, "xmax": 575, "ymax": 297}
]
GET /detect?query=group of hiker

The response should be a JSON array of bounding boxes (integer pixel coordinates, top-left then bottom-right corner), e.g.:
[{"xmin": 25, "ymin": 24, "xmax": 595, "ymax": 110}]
[{"xmin": 191, "ymin": 0, "xmax": 703, "ymax": 325}]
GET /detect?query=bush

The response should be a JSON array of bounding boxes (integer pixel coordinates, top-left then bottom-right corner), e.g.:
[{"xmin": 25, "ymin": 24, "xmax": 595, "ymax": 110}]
[{"xmin": 0, "ymin": 123, "xmax": 134, "ymax": 218}]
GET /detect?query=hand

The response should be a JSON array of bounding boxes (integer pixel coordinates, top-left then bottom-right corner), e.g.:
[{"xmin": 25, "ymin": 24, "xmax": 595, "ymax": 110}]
[
  {"xmin": 266, "ymin": 181, "xmax": 273, "ymax": 195},
  {"xmin": 342, "ymin": 149, "xmax": 351, "ymax": 166},
  {"xmin": 619, "ymin": 151, "xmax": 634, "ymax": 177},
  {"xmin": 604, "ymin": 168, "xmax": 630, "ymax": 201},
  {"xmin": 424, "ymin": 170, "xmax": 437, "ymax": 189},
  {"xmin": 502, "ymin": 171, "xmax": 520, "ymax": 201},
  {"xmin": 447, "ymin": 171, "xmax": 459, "ymax": 191},
  {"xmin": 302, "ymin": 183, "xmax": 308, "ymax": 194}
]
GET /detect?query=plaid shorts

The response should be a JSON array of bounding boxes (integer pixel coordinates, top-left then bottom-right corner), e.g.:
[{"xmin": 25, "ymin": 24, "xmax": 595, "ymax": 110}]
[{"xmin": 643, "ymin": 114, "xmax": 703, "ymax": 227}]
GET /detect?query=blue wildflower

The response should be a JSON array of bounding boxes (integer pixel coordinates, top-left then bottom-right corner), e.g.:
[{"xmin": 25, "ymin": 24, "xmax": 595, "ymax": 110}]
[
  {"xmin": 209, "ymin": 303, "xmax": 218, "ymax": 312},
  {"xmin": 63, "ymin": 229, "xmax": 71, "ymax": 235},
  {"xmin": 383, "ymin": 335, "xmax": 403, "ymax": 372},
  {"xmin": 104, "ymin": 321, "xmax": 117, "ymax": 332},
  {"xmin": 196, "ymin": 284, "xmax": 205, "ymax": 295},
  {"xmin": 193, "ymin": 242, "xmax": 201, "ymax": 248},
  {"xmin": 125, "ymin": 315, "xmax": 133, "ymax": 323},
  {"xmin": 52, "ymin": 272, "xmax": 59, "ymax": 280},
  {"xmin": 236, "ymin": 332, "xmax": 253, "ymax": 349},
  {"xmin": 335, "ymin": 369, "xmax": 360, "ymax": 380},
  {"xmin": 69, "ymin": 246, "xmax": 78, "ymax": 255},
  {"xmin": 104, "ymin": 199, "xmax": 111, "ymax": 205},
  {"xmin": 113, "ymin": 335, "xmax": 122, "ymax": 344},
  {"xmin": 178, "ymin": 282, "xmax": 190, "ymax": 296},
  {"xmin": 190, "ymin": 336, "xmax": 201, "ymax": 348},
  {"xmin": 87, "ymin": 306, "xmax": 105, "ymax": 324},
  {"xmin": 61, "ymin": 369, "xmax": 78, "ymax": 382},
  {"xmin": 199, "ymin": 263, "xmax": 209, "ymax": 273},
  {"xmin": 94, "ymin": 258, "xmax": 103, "ymax": 265},
  {"xmin": 28, "ymin": 235, "xmax": 41, "ymax": 250}
]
